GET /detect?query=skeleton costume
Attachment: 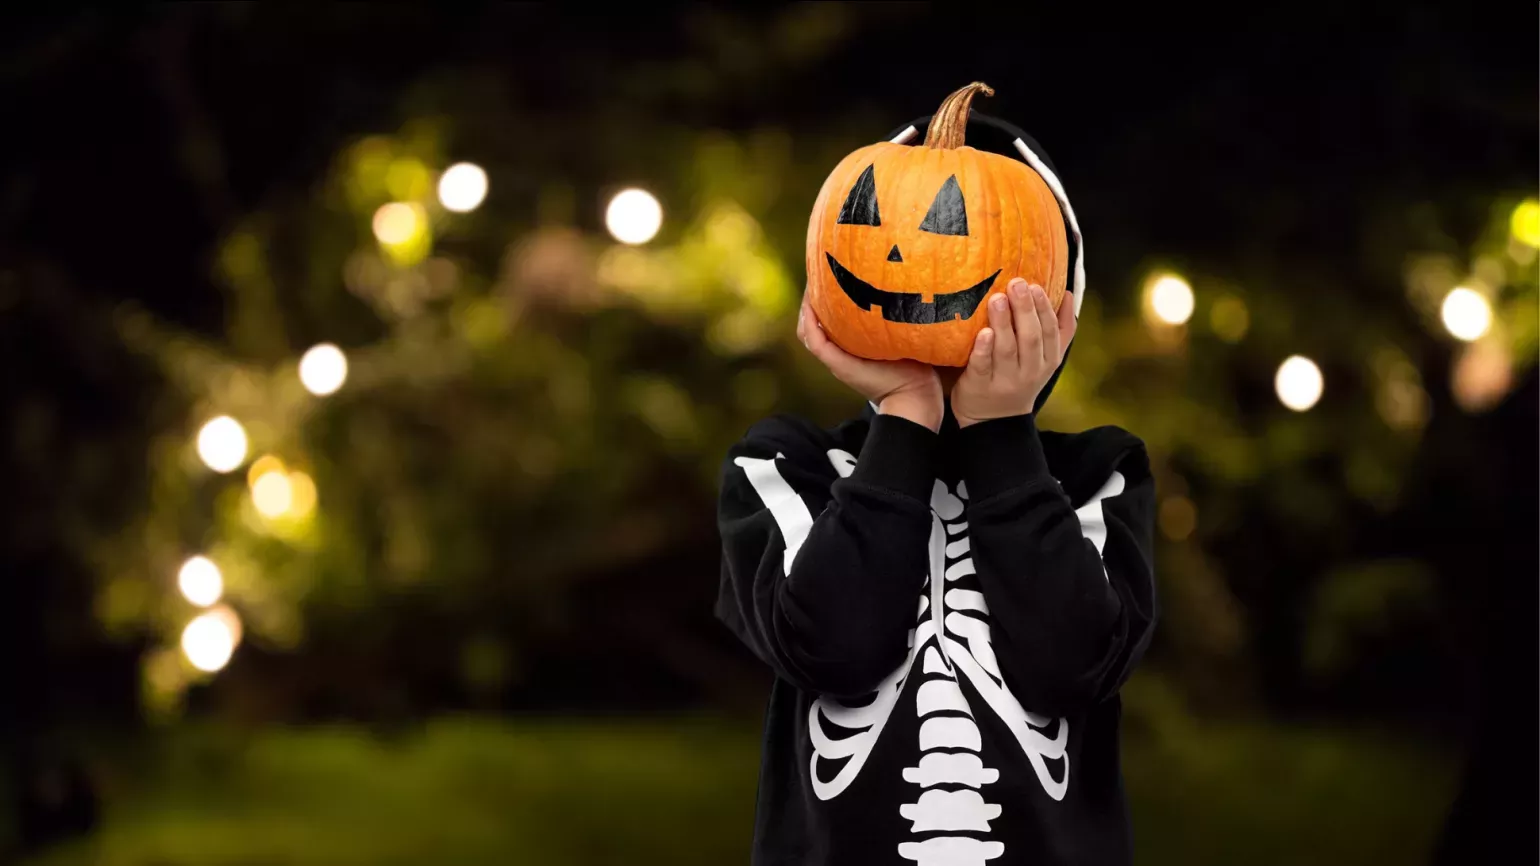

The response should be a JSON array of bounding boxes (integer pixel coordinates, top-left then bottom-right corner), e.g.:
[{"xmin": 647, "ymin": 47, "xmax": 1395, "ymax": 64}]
[{"xmin": 715, "ymin": 111, "xmax": 1157, "ymax": 866}]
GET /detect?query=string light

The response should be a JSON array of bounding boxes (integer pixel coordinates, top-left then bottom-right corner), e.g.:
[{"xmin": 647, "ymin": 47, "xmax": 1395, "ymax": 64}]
[
  {"xmin": 1144, "ymin": 273, "xmax": 1195, "ymax": 325},
  {"xmin": 181, "ymin": 610, "xmax": 237, "ymax": 673},
  {"xmin": 1439, "ymin": 287, "xmax": 1492, "ymax": 342},
  {"xmin": 251, "ymin": 469, "xmax": 294, "ymax": 518},
  {"xmin": 1452, "ymin": 340, "xmax": 1514, "ymax": 413},
  {"xmin": 247, "ymin": 455, "xmax": 285, "ymax": 488},
  {"xmin": 299, "ymin": 343, "xmax": 348, "ymax": 396},
  {"xmin": 605, "ymin": 188, "xmax": 663, "ymax": 245},
  {"xmin": 196, "ymin": 416, "xmax": 248, "ymax": 473},
  {"xmin": 1275, "ymin": 355, "xmax": 1324, "ymax": 412},
  {"xmin": 287, "ymin": 470, "xmax": 318, "ymax": 518},
  {"xmin": 437, "ymin": 163, "xmax": 488, "ymax": 213},
  {"xmin": 1511, "ymin": 198, "xmax": 1540, "ymax": 248},
  {"xmin": 372, "ymin": 202, "xmax": 421, "ymax": 245},
  {"xmin": 177, "ymin": 556, "xmax": 223, "ymax": 607}
]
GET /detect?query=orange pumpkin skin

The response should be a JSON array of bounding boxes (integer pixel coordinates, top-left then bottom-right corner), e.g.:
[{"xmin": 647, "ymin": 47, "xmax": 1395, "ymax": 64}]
[{"xmin": 805, "ymin": 86, "xmax": 1068, "ymax": 367}]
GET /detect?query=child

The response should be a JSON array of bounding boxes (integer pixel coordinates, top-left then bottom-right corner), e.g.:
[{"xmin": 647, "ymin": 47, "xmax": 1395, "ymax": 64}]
[{"xmin": 714, "ymin": 112, "xmax": 1157, "ymax": 866}]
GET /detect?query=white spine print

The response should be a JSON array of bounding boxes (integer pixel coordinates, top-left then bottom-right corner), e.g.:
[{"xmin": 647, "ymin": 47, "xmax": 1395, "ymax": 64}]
[
  {"xmin": 732, "ymin": 442, "xmax": 1131, "ymax": 864},
  {"xmin": 897, "ymin": 481, "xmax": 1005, "ymax": 865}
]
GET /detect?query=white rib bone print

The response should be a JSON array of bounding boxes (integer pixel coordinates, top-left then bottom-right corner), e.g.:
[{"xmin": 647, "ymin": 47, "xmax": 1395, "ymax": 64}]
[
  {"xmin": 740, "ymin": 449, "xmax": 1127, "ymax": 864},
  {"xmin": 805, "ymin": 467, "xmax": 1088, "ymax": 865}
]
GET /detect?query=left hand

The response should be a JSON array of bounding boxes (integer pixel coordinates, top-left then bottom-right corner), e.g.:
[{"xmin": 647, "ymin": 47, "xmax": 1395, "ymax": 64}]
[{"xmin": 950, "ymin": 277, "xmax": 1077, "ymax": 428}]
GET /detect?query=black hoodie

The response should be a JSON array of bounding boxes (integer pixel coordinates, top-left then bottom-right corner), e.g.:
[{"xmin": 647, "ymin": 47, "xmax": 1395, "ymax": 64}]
[{"xmin": 713, "ymin": 111, "xmax": 1158, "ymax": 866}]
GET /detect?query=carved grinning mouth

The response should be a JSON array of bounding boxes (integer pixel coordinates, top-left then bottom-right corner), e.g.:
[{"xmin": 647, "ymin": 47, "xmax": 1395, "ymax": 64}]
[{"xmin": 826, "ymin": 253, "xmax": 1000, "ymax": 325}]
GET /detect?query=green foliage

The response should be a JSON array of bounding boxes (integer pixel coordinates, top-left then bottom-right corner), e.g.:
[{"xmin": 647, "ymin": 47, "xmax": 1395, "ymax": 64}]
[
  {"xmin": 61, "ymin": 5, "xmax": 1535, "ymax": 721},
  {"xmin": 1302, "ymin": 559, "xmax": 1439, "ymax": 679},
  {"xmin": 23, "ymin": 715, "xmax": 1453, "ymax": 866}
]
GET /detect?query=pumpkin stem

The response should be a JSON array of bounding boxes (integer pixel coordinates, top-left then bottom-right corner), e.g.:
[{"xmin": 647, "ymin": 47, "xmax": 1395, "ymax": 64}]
[{"xmin": 923, "ymin": 82, "xmax": 994, "ymax": 149}]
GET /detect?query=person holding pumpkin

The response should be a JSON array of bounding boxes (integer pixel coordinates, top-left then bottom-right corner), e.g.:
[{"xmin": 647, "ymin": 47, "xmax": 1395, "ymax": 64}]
[{"xmin": 715, "ymin": 83, "xmax": 1157, "ymax": 866}]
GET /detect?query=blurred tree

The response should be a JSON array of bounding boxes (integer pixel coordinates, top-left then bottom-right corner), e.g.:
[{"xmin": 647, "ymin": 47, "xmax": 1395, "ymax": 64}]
[{"xmin": 0, "ymin": 3, "xmax": 1532, "ymax": 740}]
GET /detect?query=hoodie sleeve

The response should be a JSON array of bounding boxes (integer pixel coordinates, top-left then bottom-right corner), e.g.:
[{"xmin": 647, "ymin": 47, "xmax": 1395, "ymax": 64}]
[
  {"xmin": 953, "ymin": 413, "xmax": 1157, "ymax": 718},
  {"xmin": 715, "ymin": 412, "xmax": 938, "ymax": 699}
]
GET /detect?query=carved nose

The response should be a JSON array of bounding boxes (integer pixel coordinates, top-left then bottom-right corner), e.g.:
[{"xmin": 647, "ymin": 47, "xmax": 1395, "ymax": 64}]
[{"xmin": 887, "ymin": 244, "xmax": 903, "ymax": 263}]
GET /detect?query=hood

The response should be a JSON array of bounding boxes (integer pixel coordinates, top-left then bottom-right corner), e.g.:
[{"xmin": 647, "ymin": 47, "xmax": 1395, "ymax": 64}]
[{"xmin": 879, "ymin": 108, "xmax": 1085, "ymax": 416}]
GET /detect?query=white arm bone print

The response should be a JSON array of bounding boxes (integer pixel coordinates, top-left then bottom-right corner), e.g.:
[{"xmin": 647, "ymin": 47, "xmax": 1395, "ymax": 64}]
[{"xmin": 737, "ymin": 444, "xmax": 1128, "ymax": 865}]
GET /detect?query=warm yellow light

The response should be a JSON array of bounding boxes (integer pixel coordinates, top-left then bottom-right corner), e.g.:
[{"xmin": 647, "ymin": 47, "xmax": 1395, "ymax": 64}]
[
  {"xmin": 287, "ymin": 470, "xmax": 317, "ymax": 518},
  {"xmin": 1452, "ymin": 340, "xmax": 1514, "ymax": 413},
  {"xmin": 181, "ymin": 611, "xmax": 237, "ymax": 673},
  {"xmin": 210, "ymin": 603, "xmax": 243, "ymax": 646},
  {"xmin": 177, "ymin": 556, "xmax": 223, "ymax": 608},
  {"xmin": 196, "ymin": 416, "xmax": 248, "ymax": 473},
  {"xmin": 605, "ymin": 188, "xmax": 663, "ymax": 245},
  {"xmin": 1275, "ymin": 355, "xmax": 1324, "ymax": 411},
  {"xmin": 1146, "ymin": 274, "xmax": 1195, "ymax": 325},
  {"xmin": 298, "ymin": 343, "xmax": 348, "ymax": 396},
  {"xmin": 372, "ymin": 202, "xmax": 421, "ymax": 245},
  {"xmin": 251, "ymin": 470, "xmax": 294, "ymax": 518},
  {"xmin": 1440, "ymin": 287, "xmax": 1492, "ymax": 342},
  {"xmin": 1511, "ymin": 199, "xmax": 1540, "ymax": 248},
  {"xmin": 438, "ymin": 163, "xmax": 488, "ymax": 213},
  {"xmin": 247, "ymin": 454, "xmax": 286, "ymax": 489}
]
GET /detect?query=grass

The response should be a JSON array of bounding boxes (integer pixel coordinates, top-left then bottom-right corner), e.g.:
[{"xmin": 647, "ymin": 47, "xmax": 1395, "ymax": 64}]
[{"xmin": 25, "ymin": 714, "xmax": 1455, "ymax": 866}]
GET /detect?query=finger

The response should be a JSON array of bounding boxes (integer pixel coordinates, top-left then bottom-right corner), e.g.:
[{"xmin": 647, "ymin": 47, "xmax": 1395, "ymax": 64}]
[
  {"xmin": 987, "ymin": 291, "xmax": 1017, "ymax": 367},
  {"xmin": 1009, "ymin": 279, "xmax": 1041, "ymax": 362},
  {"xmin": 1057, "ymin": 288, "xmax": 1078, "ymax": 352},
  {"xmin": 801, "ymin": 308, "xmax": 831, "ymax": 354},
  {"xmin": 967, "ymin": 327, "xmax": 995, "ymax": 379},
  {"xmin": 801, "ymin": 306, "xmax": 856, "ymax": 369},
  {"xmin": 800, "ymin": 294, "xmax": 829, "ymax": 350},
  {"xmin": 1032, "ymin": 284, "xmax": 1059, "ymax": 364}
]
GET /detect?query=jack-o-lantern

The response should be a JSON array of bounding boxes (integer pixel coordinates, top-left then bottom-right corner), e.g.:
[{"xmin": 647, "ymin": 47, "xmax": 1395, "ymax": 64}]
[{"xmin": 806, "ymin": 82, "xmax": 1070, "ymax": 367}]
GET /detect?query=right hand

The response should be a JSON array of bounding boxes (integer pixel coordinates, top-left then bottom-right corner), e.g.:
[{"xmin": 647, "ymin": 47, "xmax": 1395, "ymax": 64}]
[{"xmin": 797, "ymin": 291, "xmax": 943, "ymax": 432}]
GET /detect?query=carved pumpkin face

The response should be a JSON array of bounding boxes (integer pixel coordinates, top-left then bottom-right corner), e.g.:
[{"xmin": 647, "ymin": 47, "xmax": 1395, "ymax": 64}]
[{"xmin": 806, "ymin": 83, "xmax": 1069, "ymax": 367}]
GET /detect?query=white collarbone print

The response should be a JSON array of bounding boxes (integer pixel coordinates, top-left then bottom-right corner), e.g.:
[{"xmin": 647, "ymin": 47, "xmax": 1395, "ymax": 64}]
[{"xmin": 802, "ymin": 448, "xmax": 1124, "ymax": 866}]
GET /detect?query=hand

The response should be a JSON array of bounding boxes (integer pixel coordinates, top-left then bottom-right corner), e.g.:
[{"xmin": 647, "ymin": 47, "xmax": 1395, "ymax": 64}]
[
  {"xmin": 797, "ymin": 291, "xmax": 943, "ymax": 432},
  {"xmin": 950, "ymin": 278, "xmax": 1077, "ymax": 428}
]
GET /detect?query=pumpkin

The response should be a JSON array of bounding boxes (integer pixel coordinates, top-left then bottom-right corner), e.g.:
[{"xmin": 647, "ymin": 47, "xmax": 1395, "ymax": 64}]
[{"xmin": 805, "ymin": 82, "xmax": 1069, "ymax": 367}]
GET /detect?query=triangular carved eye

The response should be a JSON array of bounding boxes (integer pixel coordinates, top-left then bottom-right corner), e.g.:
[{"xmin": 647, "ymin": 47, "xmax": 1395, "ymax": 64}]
[
  {"xmin": 919, "ymin": 175, "xmax": 968, "ymax": 236},
  {"xmin": 836, "ymin": 164, "xmax": 881, "ymax": 226}
]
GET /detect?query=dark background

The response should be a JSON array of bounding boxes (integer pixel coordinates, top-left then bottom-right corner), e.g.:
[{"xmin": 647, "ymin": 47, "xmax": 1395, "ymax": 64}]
[{"xmin": 2, "ymin": 5, "xmax": 1535, "ymax": 865}]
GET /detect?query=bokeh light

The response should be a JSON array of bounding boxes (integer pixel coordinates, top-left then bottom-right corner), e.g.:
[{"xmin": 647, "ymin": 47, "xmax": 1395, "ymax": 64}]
[
  {"xmin": 1275, "ymin": 355, "xmax": 1324, "ymax": 412},
  {"xmin": 1511, "ymin": 198, "xmax": 1540, "ymax": 248},
  {"xmin": 247, "ymin": 454, "xmax": 285, "ymax": 488},
  {"xmin": 1452, "ymin": 339, "xmax": 1515, "ymax": 413},
  {"xmin": 252, "ymin": 469, "xmax": 295, "ymax": 518},
  {"xmin": 196, "ymin": 416, "xmax": 248, "ymax": 473},
  {"xmin": 1439, "ymin": 287, "xmax": 1492, "ymax": 342},
  {"xmin": 181, "ymin": 611, "xmax": 237, "ymax": 673},
  {"xmin": 373, "ymin": 202, "xmax": 421, "ymax": 245},
  {"xmin": 288, "ymin": 470, "xmax": 318, "ymax": 519},
  {"xmin": 1145, "ymin": 273, "xmax": 1194, "ymax": 325},
  {"xmin": 605, "ymin": 188, "xmax": 663, "ymax": 245},
  {"xmin": 385, "ymin": 158, "xmax": 432, "ymax": 201},
  {"xmin": 438, "ymin": 162, "xmax": 488, "ymax": 212},
  {"xmin": 299, "ymin": 343, "xmax": 349, "ymax": 396},
  {"xmin": 177, "ymin": 556, "xmax": 223, "ymax": 608}
]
